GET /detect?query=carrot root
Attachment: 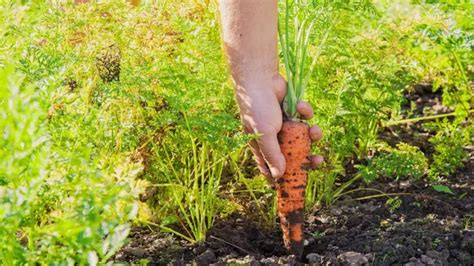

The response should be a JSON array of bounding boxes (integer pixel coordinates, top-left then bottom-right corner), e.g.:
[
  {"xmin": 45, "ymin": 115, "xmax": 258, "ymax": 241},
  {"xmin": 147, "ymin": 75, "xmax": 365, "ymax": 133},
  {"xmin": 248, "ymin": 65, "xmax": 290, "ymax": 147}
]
[{"xmin": 276, "ymin": 120, "xmax": 311, "ymax": 258}]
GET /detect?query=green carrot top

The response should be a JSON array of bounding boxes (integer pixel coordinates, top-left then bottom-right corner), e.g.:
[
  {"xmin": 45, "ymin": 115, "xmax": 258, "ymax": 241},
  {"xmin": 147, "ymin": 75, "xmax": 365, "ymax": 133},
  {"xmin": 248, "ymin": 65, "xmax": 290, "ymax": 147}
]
[{"xmin": 278, "ymin": 0, "xmax": 329, "ymax": 120}]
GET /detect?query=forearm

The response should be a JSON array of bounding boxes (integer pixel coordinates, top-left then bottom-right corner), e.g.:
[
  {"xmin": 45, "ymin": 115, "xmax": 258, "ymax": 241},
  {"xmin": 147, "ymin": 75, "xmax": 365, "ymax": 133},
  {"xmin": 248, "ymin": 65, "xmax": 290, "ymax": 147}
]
[
  {"xmin": 217, "ymin": 0, "xmax": 323, "ymax": 180},
  {"xmin": 218, "ymin": 0, "xmax": 279, "ymax": 88}
]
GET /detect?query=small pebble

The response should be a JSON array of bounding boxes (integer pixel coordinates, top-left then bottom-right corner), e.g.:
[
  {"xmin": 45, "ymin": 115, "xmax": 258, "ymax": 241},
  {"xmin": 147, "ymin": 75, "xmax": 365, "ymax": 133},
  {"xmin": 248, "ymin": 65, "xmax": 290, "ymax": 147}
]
[
  {"xmin": 306, "ymin": 253, "xmax": 323, "ymax": 265},
  {"xmin": 337, "ymin": 251, "xmax": 369, "ymax": 266}
]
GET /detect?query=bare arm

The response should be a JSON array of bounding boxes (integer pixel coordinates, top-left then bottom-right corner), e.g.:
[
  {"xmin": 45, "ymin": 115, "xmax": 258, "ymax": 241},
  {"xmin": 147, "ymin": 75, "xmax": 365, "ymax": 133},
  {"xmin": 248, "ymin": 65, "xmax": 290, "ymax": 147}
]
[
  {"xmin": 219, "ymin": 0, "xmax": 323, "ymax": 179},
  {"xmin": 219, "ymin": 0, "xmax": 280, "ymax": 87}
]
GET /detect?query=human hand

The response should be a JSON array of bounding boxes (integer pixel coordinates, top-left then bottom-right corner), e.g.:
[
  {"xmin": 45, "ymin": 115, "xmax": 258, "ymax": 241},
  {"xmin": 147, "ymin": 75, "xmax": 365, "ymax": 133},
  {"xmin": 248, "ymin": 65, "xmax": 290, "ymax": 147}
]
[{"xmin": 235, "ymin": 74, "xmax": 323, "ymax": 180}]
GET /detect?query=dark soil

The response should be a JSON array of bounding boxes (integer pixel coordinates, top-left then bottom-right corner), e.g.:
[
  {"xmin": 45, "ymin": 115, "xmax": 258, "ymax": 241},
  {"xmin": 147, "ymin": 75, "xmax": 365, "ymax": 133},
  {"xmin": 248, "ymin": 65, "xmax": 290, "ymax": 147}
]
[
  {"xmin": 304, "ymin": 165, "xmax": 474, "ymax": 265},
  {"xmin": 115, "ymin": 168, "xmax": 473, "ymax": 265},
  {"xmin": 114, "ymin": 86, "xmax": 473, "ymax": 265}
]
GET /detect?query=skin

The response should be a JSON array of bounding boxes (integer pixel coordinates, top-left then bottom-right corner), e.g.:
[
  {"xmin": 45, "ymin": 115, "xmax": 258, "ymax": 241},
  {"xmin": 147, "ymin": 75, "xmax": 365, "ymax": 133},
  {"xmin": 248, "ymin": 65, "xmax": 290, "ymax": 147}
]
[{"xmin": 218, "ymin": 0, "xmax": 323, "ymax": 179}]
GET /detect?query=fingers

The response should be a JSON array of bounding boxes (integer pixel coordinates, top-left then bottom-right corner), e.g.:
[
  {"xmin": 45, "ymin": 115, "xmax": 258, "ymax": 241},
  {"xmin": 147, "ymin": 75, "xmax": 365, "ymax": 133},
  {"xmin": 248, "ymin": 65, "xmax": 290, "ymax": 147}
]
[
  {"xmin": 309, "ymin": 155, "xmax": 324, "ymax": 169},
  {"xmin": 296, "ymin": 101, "xmax": 314, "ymax": 120},
  {"xmin": 308, "ymin": 125, "xmax": 324, "ymax": 169},
  {"xmin": 273, "ymin": 74, "xmax": 287, "ymax": 103},
  {"xmin": 249, "ymin": 140, "xmax": 271, "ymax": 177},
  {"xmin": 256, "ymin": 130, "xmax": 286, "ymax": 179},
  {"xmin": 296, "ymin": 101, "xmax": 322, "ymax": 141},
  {"xmin": 309, "ymin": 125, "xmax": 323, "ymax": 142},
  {"xmin": 251, "ymin": 131, "xmax": 323, "ymax": 177}
]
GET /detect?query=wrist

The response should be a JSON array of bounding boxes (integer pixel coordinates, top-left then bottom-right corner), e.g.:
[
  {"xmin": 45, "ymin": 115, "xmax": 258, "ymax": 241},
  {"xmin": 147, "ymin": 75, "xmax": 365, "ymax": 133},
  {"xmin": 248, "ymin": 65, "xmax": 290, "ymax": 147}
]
[{"xmin": 232, "ymin": 71, "xmax": 280, "ymax": 93}]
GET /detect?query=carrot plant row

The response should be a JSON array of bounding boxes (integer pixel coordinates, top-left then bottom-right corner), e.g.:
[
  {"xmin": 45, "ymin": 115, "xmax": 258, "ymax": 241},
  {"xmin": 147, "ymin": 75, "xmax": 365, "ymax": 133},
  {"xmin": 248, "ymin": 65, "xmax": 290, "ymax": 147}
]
[{"xmin": 0, "ymin": 1, "xmax": 471, "ymax": 264}]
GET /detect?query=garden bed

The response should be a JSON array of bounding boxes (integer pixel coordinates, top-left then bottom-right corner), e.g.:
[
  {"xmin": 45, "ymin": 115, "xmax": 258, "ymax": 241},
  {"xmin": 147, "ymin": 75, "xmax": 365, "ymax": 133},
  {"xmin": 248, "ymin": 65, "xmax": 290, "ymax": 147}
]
[
  {"xmin": 2, "ymin": 1, "xmax": 472, "ymax": 265},
  {"xmin": 115, "ymin": 158, "xmax": 473, "ymax": 265},
  {"xmin": 115, "ymin": 89, "xmax": 473, "ymax": 265}
]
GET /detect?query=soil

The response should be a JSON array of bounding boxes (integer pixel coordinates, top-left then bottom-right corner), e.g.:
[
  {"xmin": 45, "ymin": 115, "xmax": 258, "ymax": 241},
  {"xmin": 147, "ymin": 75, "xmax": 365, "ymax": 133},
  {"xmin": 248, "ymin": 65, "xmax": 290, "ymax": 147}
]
[{"xmin": 114, "ymin": 86, "xmax": 473, "ymax": 265}]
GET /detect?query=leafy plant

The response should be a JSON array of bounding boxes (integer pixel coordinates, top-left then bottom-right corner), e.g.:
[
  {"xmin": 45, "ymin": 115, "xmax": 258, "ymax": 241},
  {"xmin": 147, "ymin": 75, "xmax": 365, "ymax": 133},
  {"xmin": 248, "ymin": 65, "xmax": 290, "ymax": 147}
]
[
  {"xmin": 302, "ymin": 1, "xmax": 471, "ymax": 209},
  {"xmin": 358, "ymin": 143, "xmax": 428, "ymax": 183},
  {"xmin": 463, "ymin": 214, "xmax": 473, "ymax": 230},
  {"xmin": 311, "ymin": 230, "xmax": 325, "ymax": 240},
  {"xmin": 299, "ymin": 0, "xmax": 412, "ymax": 207},
  {"xmin": 427, "ymin": 120, "xmax": 472, "ymax": 180},
  {"xmin": 385, "ymin": 197, "xmax": 402, "ymax": 213},
  {"xmin": 0, "ymin": 0, "xmax": 472, "ymax": 263},
  {"xmin": 0, "ymin": 2, "xmax": 146, "ymax": 264},
  {"xmin": 152, "ymin": 120, "xmax": 243, "ymax": 243},
  {"xmin": 278, "ymin": 0, "xmax": 328, "ymax": 119},
  {"xmin": 0, "ymin": 63, "xmax": 46, "ymax": 264}
]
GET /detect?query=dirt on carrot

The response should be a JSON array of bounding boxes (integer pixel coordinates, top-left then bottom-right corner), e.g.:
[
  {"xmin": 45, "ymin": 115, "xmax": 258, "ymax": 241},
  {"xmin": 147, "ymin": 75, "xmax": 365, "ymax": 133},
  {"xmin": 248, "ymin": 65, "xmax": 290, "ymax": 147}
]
[{"xmin": 276, "ymin": 120, "xmax": 311, "ymax": 258}]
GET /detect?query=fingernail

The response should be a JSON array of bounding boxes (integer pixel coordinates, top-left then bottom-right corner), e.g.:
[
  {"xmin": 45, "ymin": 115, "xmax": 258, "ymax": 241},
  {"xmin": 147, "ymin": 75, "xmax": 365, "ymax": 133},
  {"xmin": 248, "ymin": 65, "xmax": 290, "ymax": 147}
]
[{"xmin": 270, "ymin": 167, "xmax": 282, "ymax": 179}]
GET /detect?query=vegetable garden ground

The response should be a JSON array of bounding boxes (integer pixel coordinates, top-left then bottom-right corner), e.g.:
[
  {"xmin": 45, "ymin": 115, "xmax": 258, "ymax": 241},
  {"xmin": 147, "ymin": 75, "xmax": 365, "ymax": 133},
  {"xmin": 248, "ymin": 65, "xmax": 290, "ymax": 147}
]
[
  {"xmin": 116, "ymin": 84, "xmax": 474, "ymax": 265},
  {"xmin": 0, "ymin": 1, "xmax": 472, "ymax": 265}
]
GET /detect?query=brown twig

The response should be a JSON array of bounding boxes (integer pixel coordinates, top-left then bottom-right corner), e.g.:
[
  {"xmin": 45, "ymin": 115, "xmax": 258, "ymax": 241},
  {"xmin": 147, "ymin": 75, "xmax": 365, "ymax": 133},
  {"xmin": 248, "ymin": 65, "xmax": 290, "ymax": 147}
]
[
  {"xmin": 353, "ymin": 191, "xmax": 461, "ymax": 214},
  {"xmin": 209, "ymin": 235, "xmax": 252, "ymax": 255},
  {"xmin": 415, "ymin": 193, "xmax": 461, "ymax": 214},
  {"xmin": 382, "ymin": 109, "xmax": 474, "ymax": 127}
]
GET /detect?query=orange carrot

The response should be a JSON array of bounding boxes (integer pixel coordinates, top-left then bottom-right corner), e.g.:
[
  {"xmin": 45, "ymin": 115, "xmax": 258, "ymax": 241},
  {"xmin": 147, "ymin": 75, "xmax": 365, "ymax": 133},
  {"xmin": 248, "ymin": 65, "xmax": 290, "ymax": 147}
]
[{"xmin": 276, "ymin": 120, "xmax": 311, "ymax": 258}]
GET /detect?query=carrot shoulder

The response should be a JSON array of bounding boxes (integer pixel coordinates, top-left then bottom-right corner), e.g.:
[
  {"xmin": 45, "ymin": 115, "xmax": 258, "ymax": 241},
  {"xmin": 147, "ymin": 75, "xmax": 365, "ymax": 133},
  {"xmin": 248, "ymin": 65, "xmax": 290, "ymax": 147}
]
[{"xmin": 276, "ymin": 120, "xmax": 311, "ymax": 258}]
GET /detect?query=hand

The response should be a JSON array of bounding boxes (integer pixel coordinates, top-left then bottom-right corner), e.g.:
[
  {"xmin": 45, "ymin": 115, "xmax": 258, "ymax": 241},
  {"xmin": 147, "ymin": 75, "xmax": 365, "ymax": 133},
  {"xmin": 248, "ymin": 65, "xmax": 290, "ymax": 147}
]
[{"xmin": 235, "ymin": 74, "xmax": 324, "ymax": 180}]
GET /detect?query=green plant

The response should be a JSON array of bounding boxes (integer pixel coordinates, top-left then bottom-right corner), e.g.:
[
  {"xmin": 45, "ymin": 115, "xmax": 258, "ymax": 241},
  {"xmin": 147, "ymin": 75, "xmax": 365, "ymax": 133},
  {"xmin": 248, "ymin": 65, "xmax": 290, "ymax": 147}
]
[
  {"xmin": 463, "ymin": 214, "xmax": 473, "ymax": 230},
  {"xmin": 299, "ymin": 0, "xmax": 410, "ymax": 208},
  {"xmin": 279, "ymin": 0, "xmax": 328, "ymax": 119},
  {"xmin": 408, "ymin": 6, "xmax": 473, "ymax": 121},
  {"xmin": 153, "ymin": 120, "xmax": 241, "ymax": 243},
  {"xmin": 1, "ymin": 0, "xmax": 472, "ymax": 263},
  {"xmin": 301, "ymin": 1, "xmax": 472, "ymax": 210},
  {"xmin": 0, "ymin": 3, "xmax": 148, "ymax": 264},
  {"xmin": 432, "ymin": 185, "xmax": 455, "ymax": 195},
  {"xmin": 231, "ymin": 174, "xmax": 277, "ymax": 228},
  {"xmin": 431, "ymin": 238, "xmax": 442, "ymax": 249},
  {"xmin": 306, "ymin": 154, "xmax": 359, "ymax": 208},
  {"xmin": 427, "ymin": 120, "xmax": 472, "ymax": 180},
  {"xmin": 0, "ymin": 62, "xmax": 46, "ymax": 264},
  {"xmin": 358, "ymin": 143, "xmax": 428, "ymax": 183},
  {"xmin": 0, "ymin": 62, "xmax": 142, "ymax": 264},
  {"xmin": 311, "ymin": 230, "xmax": 325, "ymax": 240},
  {"xmin": 385, "ymin": 197, "xmax": 402, "ymax": 213}
]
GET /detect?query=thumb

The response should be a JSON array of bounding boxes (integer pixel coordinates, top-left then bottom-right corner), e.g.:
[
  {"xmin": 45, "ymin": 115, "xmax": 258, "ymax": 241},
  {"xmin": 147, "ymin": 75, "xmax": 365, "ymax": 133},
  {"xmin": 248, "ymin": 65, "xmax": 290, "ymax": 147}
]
[{"xmin": 257, "ymin": 131, "xmax": 286, "ymax": 179}]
